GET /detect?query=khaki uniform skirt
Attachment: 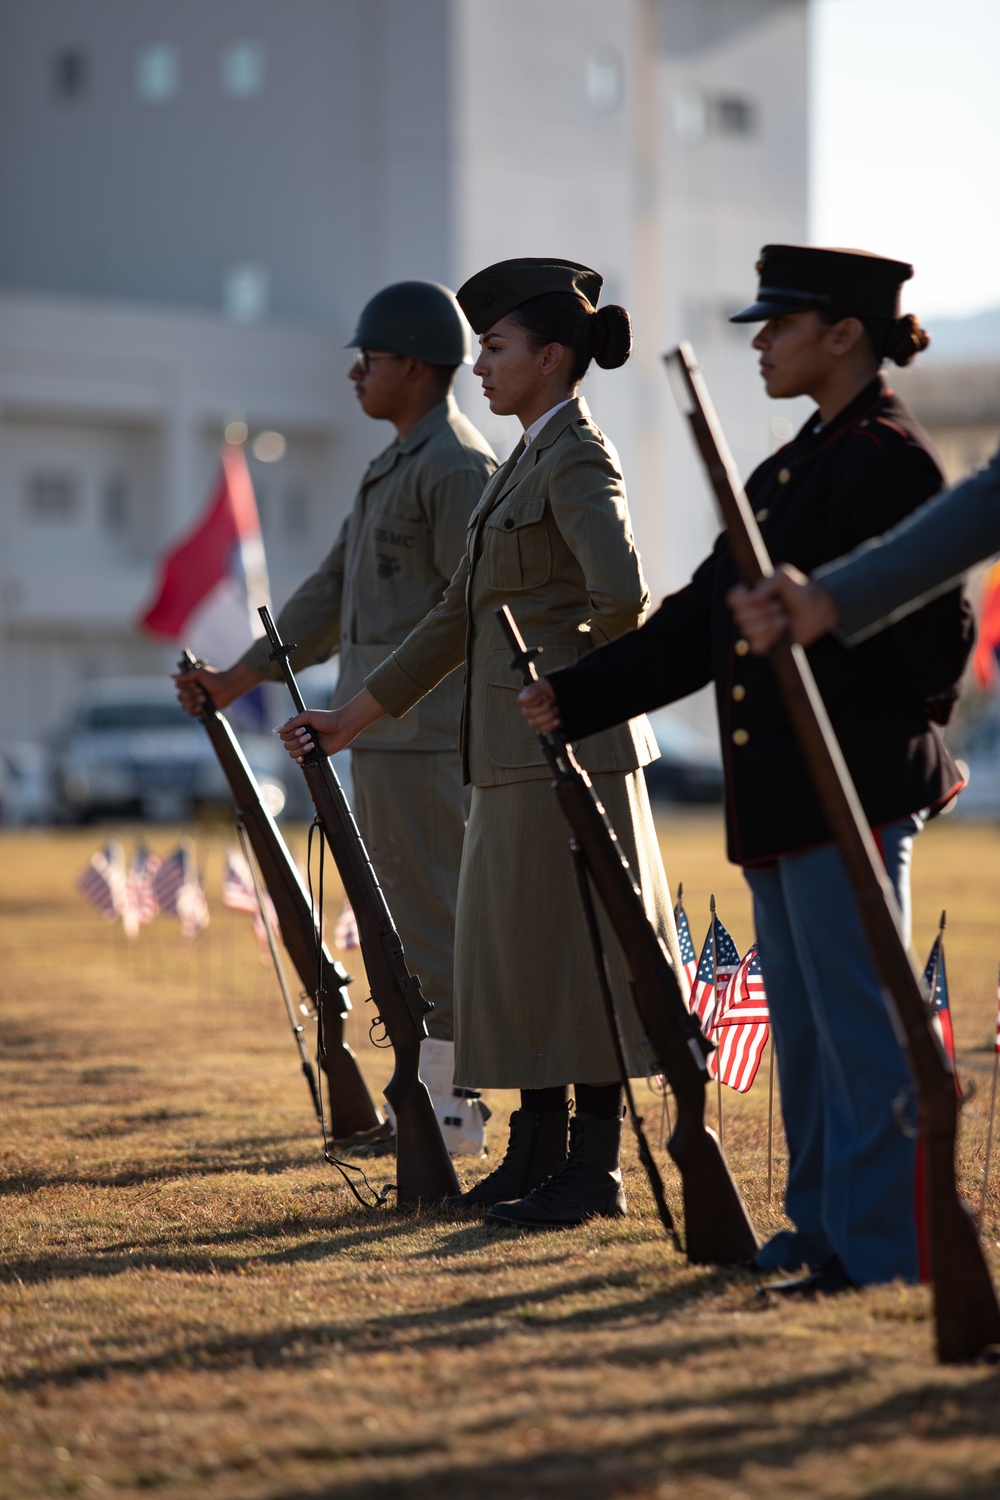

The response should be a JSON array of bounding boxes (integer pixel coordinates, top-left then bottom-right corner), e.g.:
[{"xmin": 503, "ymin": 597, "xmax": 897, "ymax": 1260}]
[{"xmin": 452, "ymin": 768, "xmax": 679, "ymax": 1089}]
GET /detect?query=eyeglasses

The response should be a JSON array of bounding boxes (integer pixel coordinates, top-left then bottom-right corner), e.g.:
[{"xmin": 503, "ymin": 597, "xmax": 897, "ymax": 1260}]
[{"xmin": 352, "ymin": 350, "xmax": 400, "ymax": 375}]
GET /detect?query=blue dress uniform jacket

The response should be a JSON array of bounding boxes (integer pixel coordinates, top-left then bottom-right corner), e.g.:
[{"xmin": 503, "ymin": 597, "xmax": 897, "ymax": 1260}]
[{"xmin": 549, "ymin": 377, "xmax": 974, "ymax": 865}]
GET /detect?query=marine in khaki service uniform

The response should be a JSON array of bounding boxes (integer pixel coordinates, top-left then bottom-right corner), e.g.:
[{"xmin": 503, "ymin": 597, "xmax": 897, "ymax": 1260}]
[
  {"xmin": 177, "ymin": 281, "xmax": 497, "ymax": 1153},
  {"xmin": 277, "ymin": 258, "xmax": 683, "ymax": 1231}
]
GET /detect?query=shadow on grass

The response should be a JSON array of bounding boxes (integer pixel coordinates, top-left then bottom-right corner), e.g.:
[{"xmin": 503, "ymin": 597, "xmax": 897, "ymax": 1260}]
[
  {"xmin": 0, "ymin": 1192, "xmax": 713, "ymax": 1293},
  {"xmin": 0, "ymin": 1136, "xmax": 327, "ymax": 1195},
  {"xmin": 0, "ymin": 1264, "xmax": 738, "ymax": 1392},
  {"xmin": 261, "ymin": 1368, "xmax": 1000, "ymax": 1500}
]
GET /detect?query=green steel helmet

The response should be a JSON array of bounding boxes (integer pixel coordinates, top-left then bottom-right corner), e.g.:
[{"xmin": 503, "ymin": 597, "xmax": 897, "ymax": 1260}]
[{"xmin": 346, "ymin": 281, "xmax": 471, "ymax": 365}]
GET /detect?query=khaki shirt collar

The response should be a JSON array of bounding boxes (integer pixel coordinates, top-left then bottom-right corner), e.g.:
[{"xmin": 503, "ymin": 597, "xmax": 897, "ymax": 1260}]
[
  {"xmin": 362, "ymin": 396, "xmax": 456, "ymax": 485},
  {"xmin": 521, "ymin": 393, "xmax": 590, "ymax": 465}
]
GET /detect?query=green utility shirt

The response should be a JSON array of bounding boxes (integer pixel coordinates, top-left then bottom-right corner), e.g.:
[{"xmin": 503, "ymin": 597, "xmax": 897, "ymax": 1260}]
[{"xmin": 241, "ymin": 396, "xmax": 496, "ymax": 749}]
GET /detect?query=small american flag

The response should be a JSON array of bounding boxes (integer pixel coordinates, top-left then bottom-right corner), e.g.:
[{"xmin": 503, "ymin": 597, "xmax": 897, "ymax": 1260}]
[
  {"xmin": 76, "ymin": 840, "xmax": 126, "ymax": 922},
  {"xmin": 673, "ymin": 889, "xmax": 697, "ymax": 995},
  {"xmin": 155, "ymin": 842, "xmax": 209, "ymax": 941},
  {"xmin": 708, "ymin": 944, "xmax": 769, "ymax": 1093},
  {"xmin": 222, "ymin": 846, "xmax": 260, "ymax": 915},
  {"xmin": 223, "ymin": 845, "xmax": 278, "ymax": 961},
  {"xmin": 334, "ymin": 897, "xmax": 359, "ymax": 951},
  {"xmin": 123, "ymin": 842, "xmax": 161, "ymax": 938},
  {"xmin": 153, "ymin": 843, "xmax": 189, "ymax": 915},
  {"xmin": 923, "ymin": 930, "xmax": 956, "ymax": 1071},
  {"xmin": 690, "ymin": 911, "xmax": 740, "ymax": 1031}
]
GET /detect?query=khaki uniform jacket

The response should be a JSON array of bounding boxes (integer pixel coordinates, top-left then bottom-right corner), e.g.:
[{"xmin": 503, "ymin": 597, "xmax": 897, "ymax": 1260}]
[
  {"xmin": 366, "ymin": 396, "xmax": 658, "ymax": 784},
  {"xmin": 240, "ymin": 396, "xmax": 497, "ymax": 750}
]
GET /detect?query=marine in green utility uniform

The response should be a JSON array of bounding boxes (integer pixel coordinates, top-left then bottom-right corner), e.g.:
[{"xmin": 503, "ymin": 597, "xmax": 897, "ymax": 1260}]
[{"xmin": 176, "ymin": 281, "xmax": 498, "ymax": 1153}]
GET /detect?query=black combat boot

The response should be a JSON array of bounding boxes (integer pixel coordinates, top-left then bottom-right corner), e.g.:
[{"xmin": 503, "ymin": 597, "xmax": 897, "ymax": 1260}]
[
  {"xmin": 484, "ymin": 1112, "xmax": 627, "ymax": 1228},
  {"xmin": 444, "ymin": 1107, "xmax": 569, "ymax": 1209}
]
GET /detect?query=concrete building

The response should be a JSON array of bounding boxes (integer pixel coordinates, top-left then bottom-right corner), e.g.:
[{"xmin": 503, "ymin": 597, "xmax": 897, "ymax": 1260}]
[
  {"xmin": 893, "ymin": 360, "xmax": 1000, "ymax": 486},
  {"xmin": 0, "ymin": 0, "xmax": 809, "ymax": 742}
]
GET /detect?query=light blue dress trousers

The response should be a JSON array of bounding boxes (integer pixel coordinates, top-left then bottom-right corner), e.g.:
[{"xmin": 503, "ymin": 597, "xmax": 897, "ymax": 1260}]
[{"xmin": 745, "ymin": 815, "xmax": 922, "ymax": 1285}]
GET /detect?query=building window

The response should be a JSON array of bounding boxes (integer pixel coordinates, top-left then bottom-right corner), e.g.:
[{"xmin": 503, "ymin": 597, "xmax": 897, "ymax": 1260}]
[
  {"xmin": 674, "ymin": 90, "xmax": 758, "ymax": 143},
  {"xmin": 710, "ymin": 95, "xmax": 757, "ymax": 138},
  {"xmin": 220, "ymin": 39, "xmax": 266, "ymax": 100},
  {"xmin": 135, "ymin": 42, "xmax": 180, "ymax": 105},
  {"xmin": 52, "ymin": 48, "xmax": 89, "ymax": 102},
  {"xmin": 26, "ymin": 473, "xmax": 79, "ymax": 522},
  {"xmin": 103, "ymin": 476, "xmax": 128, "ymax": 532},
  {"xmin": 222, "ymin": 262, "xmax": 270, "ymax": 323},
  {"xmin": 585, "ymin": 49, "xmax": 622, "ymax": 113}
]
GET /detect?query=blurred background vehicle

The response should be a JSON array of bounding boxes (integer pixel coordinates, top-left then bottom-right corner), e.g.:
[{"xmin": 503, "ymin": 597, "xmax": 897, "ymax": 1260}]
[
  {"xmin": 0, "ymin": 741, "xmax": 56, "ymax": 825},
  {"xmin": 50, "ymin": 677, "xmax": 289, "ymax": 823},
  {"xmin": 642, "ymin": 709, "xmax": 724, "ymax": 804}
]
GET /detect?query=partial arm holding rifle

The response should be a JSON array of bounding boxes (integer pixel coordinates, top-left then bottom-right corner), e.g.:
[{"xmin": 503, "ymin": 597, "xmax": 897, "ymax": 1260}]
[
  {"xmin": 666, "ymin": 342, "xmax": 1000, "ymax": 1363},
  {"xmin": 498, "ymin": 606, "xmax": 758, "ymax": 1266},
  {"xmin": 178, "ymin": 650, "xmax": 382, "ymax": 1144},
  {"xmin": 257, "ymin": 607, "xmax": 460, "ymax": 1206}
]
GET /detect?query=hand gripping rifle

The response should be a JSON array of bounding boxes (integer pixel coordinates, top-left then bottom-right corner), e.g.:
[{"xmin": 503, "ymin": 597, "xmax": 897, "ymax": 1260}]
[
  {"xmin": 258, "ymin": 607, "xmax": 460, "ymax": 1206},
  {"xmin": 178, "ymin": 650, "xmax": 384, "ymax": 1146},
  {"xmin": 666, "ymin": 341, "xmax": 1000, "ymax": 1362},
  {"xmin": 496, "ymin": 605, "xmax": 759, "ymax": 1265}
]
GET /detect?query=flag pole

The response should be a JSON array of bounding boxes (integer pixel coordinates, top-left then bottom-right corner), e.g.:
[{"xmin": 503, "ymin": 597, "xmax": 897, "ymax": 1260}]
[
  {"xmin": 979, "ymin": 961, "xmax": 1000, "ymax": 1229},
  {"xmin": 766, "ymin": 1034, "xmax": 775, "ymax": 1202},
  {"xmin": 710, "ymin": 893, "xmax": 722, "ymax": 1146}
]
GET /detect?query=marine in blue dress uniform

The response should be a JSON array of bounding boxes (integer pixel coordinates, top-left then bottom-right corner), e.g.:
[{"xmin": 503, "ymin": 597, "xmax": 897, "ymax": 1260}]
[{"xmin": 520, "ymin": 246, "xmax": 974, "ymax": 1291}]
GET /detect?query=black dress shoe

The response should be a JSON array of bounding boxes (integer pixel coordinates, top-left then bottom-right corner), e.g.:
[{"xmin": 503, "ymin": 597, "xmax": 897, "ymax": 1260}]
[{"xmin": 756, "ymin": 1256, "xmax": 855, "ymax": 1301}]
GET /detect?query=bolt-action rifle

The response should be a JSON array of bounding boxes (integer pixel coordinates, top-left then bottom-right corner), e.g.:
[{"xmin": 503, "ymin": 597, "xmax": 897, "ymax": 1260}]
[
  {"xmin": 497, "ymin": 605, "xmax": 759, "ymax": 1266},
  {"xmin": 257, "ymin": 607, "xmax": 460, "ymax": 1206},
  {"xmin": 666, "ymin": 341, "xmax": 1000, "ymax": 1362},
  {"xmin": 178, "ymin": 650, "xmax": 383, "ymax": 1146}
]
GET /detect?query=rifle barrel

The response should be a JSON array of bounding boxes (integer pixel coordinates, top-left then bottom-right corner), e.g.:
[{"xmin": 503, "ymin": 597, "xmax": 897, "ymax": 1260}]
[{"xmin": 256, "ymin": 608, "xmax": 460, "ymax": 1205}]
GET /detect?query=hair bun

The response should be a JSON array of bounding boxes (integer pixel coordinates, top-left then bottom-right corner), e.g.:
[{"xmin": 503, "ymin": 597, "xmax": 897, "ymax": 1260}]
[
  {"xmin": 591, "ymin": 304, "xmax": 633, "ymax": 369},
  {"xmin": 886, "ymin": 313, "xmax": 930, "ymax": 367}
]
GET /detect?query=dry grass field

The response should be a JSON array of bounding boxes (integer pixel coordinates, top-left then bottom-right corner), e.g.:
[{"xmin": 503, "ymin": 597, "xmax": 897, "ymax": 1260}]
[{"xmin": 2, "ymin": 812, "xmax": 1000, "ymax": 1499}]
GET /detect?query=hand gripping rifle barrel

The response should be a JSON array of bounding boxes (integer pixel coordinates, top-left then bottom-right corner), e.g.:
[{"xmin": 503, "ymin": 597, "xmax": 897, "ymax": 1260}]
[
  {"xmin": 496, "ymin": 605, "xmax": 759, "ymax": 1265},
  {"xmin": 177, "ymin": 649, "xmax": 383, "ymax": 1145},
  {"xmin": 666, "ymin": 341, "xmax": 1000, "ymax": 1361},
  {"xmin": 258, "ymin": 606, "xmax": 460, "ymax": 1205}
]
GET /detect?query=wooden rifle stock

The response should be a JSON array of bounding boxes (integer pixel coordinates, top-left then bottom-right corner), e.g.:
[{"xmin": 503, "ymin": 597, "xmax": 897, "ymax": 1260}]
[
  {"xmin": 497, "ymin": 605, "xmax": 759, "ymax": 1264},
  {"xmin": 258, "ymin": 608, "xmax": 460, "ymax": 1205},
  {"xmin": 178, "ymin": 650, "xmax": 382, "ymax": 1143},
  {"xmin": 666, "ymin": 341, "xmax": 1000, "ymax": 1361}
]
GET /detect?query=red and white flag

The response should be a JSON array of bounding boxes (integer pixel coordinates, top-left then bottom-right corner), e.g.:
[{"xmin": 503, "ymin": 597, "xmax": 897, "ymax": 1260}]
[
  {"xmin": 123, "ymin": 842, "xmax": 162, "ymax": 939},
  {"xmin": 138, "ymin": 443, "xmax": 271, "ymax": 678},
  {"xmin": 77, "ymin": 839, "xmax": 126, "ymax": 922},
  {"xmin": 708, "ymin": 943, "xmax": 769, "ymax": 1093}
]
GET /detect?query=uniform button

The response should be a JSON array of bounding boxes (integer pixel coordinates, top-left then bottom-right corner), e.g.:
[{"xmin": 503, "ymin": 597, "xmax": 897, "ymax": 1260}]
[
  {"xmin": 732, "ymin": 684, "xmax": 746, "ymax": 702},
  {"xmin": 778, "ymin": 467, "xmax": 791, "ymax": 484},
  {"xmin": 503, "ymin": 517, "xmax": 514, "ymax": 529},
  {"xmin": 734, "ymin": 638, "xmax": 750, "ymax": 657},
  {"xmin": 755, "ymin": 507, "xmax": 769, "ymax": 522},
  {"xmin": 859, "ymin": 418, "xmax": 869, "ymax": 427},
  {"xmin": 732, "ymin": 728, "xmax": 749, "ymax": 747}
]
